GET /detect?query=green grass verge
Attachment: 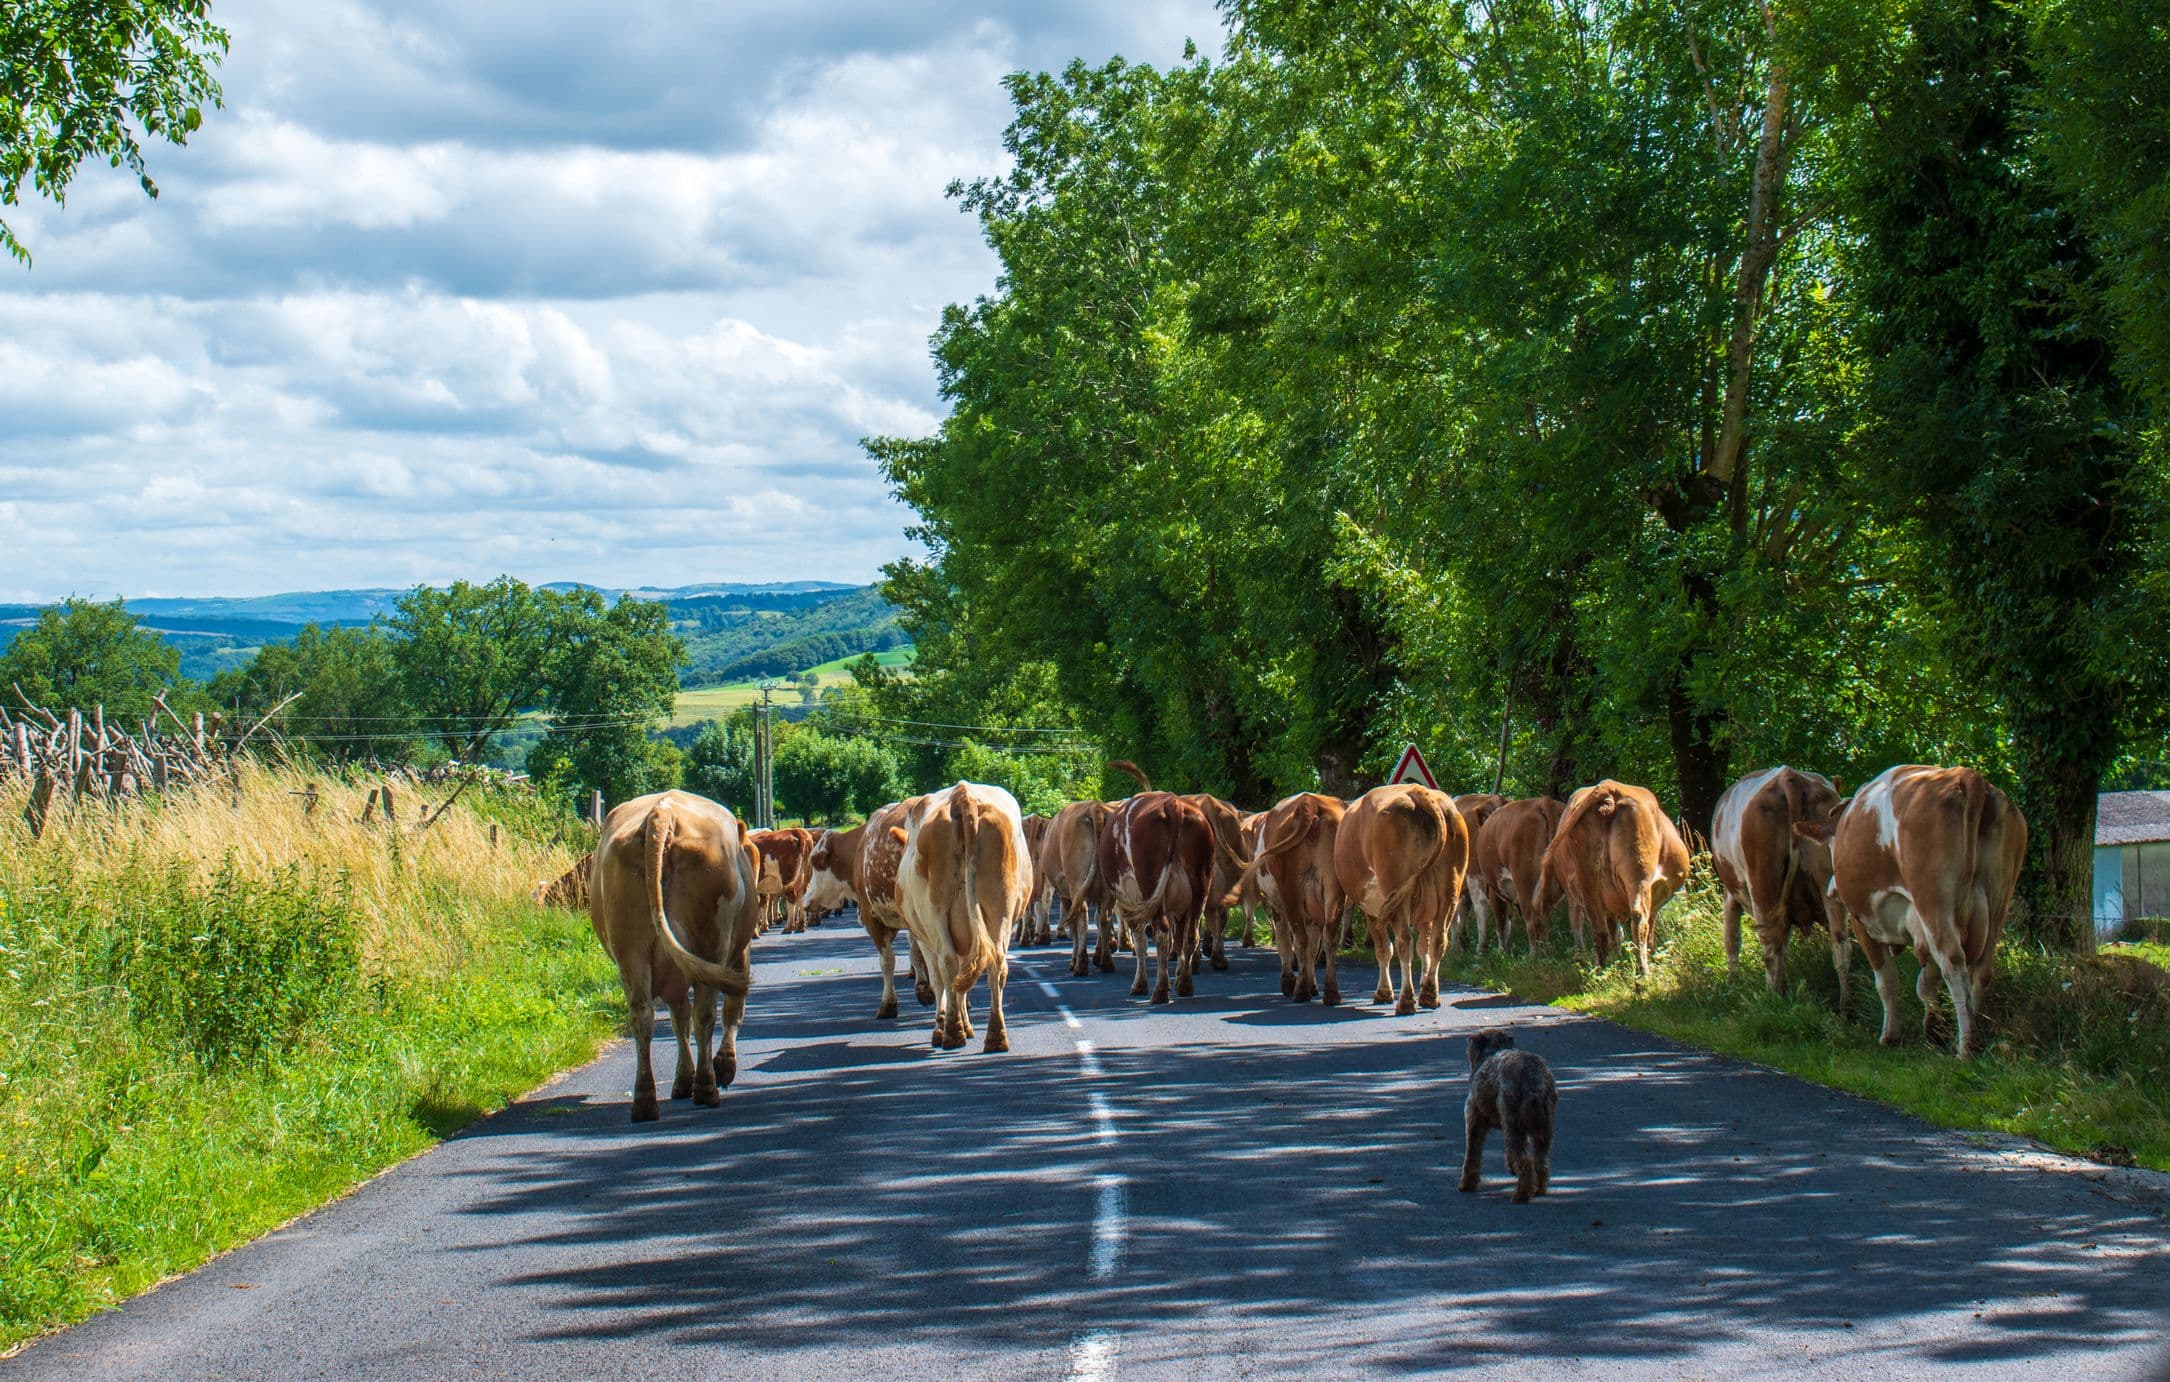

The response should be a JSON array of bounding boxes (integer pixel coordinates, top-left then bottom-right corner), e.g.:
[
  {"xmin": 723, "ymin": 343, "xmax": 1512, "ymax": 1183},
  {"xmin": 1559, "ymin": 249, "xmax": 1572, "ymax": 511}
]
[
  {"xmin": 1430, "ymin": 873, "xmax": 2170, "ymax": 1172},
  {"xmin": 0, "ymin": 872, "xmax": 618, "ymax": 1354}
]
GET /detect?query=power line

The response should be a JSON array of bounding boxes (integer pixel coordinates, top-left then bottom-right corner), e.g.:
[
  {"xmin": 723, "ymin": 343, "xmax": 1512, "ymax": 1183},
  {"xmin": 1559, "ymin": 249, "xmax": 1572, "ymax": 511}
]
[{"xmin": 842, "ymin": 713, "xmax": 1091, "ymax": 736}]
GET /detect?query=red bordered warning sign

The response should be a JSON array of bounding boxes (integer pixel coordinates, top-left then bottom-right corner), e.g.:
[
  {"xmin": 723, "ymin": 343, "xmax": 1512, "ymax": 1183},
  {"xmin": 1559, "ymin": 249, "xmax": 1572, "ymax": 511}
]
[{"xmin": 1388, "ymin": 743, "xmax": 1438, "ymax": 789}]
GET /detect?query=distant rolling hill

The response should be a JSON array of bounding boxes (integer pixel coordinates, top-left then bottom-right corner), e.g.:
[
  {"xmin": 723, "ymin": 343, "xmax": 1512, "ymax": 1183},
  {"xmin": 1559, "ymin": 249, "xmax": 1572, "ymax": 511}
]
[{"xmin": 0, "ymin": 581, "xmax": 907, "ymax": 688}]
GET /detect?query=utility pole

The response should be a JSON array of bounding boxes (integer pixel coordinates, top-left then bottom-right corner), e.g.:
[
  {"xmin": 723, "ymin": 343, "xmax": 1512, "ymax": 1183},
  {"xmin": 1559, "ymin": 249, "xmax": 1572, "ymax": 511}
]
[{"xmin": 753, "ymin": 682, "xmax": 779, "ymax": 829}]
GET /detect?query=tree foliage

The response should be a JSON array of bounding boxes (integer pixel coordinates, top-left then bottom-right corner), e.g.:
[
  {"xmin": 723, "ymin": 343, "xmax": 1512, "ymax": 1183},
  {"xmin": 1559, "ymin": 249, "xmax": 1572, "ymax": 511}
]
[
  {"xmin": 0, "ymin": 598, "xmax": 180, "ymax": 723},
  {"xmin": 0, "ymin": 0, "xmax": 227, "ymax": 263},
  {"xmin": 869, "ymin": 0, "xmax": 2169, "ymax": 948}
]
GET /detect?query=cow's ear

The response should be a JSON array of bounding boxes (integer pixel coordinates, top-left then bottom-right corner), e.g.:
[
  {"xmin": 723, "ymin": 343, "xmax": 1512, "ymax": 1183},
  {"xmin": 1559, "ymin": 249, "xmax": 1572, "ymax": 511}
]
[
  {"xmin": 1829, "ymin": 776, "xmax": 1841, "ymax": 796},
  {"xmin": 1792, "ymin": 816, "xmax": 1839, "ymax": 844}
]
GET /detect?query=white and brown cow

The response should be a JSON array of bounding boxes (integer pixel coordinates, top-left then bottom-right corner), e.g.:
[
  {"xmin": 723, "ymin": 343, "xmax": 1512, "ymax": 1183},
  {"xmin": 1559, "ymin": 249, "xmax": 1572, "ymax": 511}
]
[
  {"xmin": 897, "ymin": 781, "xmax": 1035, "ymax": 1051},
  {"xmin": 1534, "ymin": 781, "xmax": 1691, "ymax": 975},
  {"xmin": 748, "ymin": 826, "xmax": 817, "ymax": 932},
  {"xmin": 1185, "ymin": 792, "xmax": 1252, "ymax": 973},
  {"xmin": 1792, "ymin": 765, "xmax": 2026, "ymax": 1056},
  {"xmin": 1243, "ymin": 792, "xmax": 1348, "ymax": 1003},
  {"xmin": 808, "ymin": 807, "xmax": 934, "ymax": 1019},
  {"xmin": 1097, "ymin": 791, "xmax": 1219, "ymax": 1003},
  {"xmin": 1713, "ymin": 766, "xmax": 1849, "ymax": 1007},
  {"xmin": 1460, "ymin": 796, "xmax": 1567, "ymax": 955},
  {"xmin": 1334, "ymin": 783, "xmax": 1469, "ymax": 1014},
  {"xmin": 589, "ymin": 790, "xmax": 763, "ymax": 1121},
  {"xmin": 1448, "ymin": 793, "xmax": 1509, "ymax": 948}
]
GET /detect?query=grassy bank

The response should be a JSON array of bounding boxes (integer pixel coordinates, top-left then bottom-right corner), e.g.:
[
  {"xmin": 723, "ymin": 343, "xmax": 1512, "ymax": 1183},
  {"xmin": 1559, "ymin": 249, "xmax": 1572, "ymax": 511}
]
[
  {"xmin": 1431, "ymin": 873, "xmax": 2170, "ymax": 1172},
  {"xmin": 0, "ymin": 764, "xmax": 619, "ymax": 1354}
]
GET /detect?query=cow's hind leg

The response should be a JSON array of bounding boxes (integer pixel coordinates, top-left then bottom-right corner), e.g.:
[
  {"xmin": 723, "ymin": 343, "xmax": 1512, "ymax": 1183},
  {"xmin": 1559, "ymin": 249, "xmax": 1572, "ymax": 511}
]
[
  {"xmin": 690, "ymin": 981, "xmax": 722, "ymax": 1107},
  {"xmin": 714, "ymin": 940, "xmax": 749, "ymax": 1089},
  {"xmin": 873, "ymin": 924, "xmax": 901, "ymax": 1020},
  {"xmin": 1829, "ymin": 922, "xmax": 1854, "ymax": 1018},
  {"xmin": 1130, "ymin": 917, "xmax": 1151, "ymax": 997},
  {"xmin": 1930, "ymin": 938, "xmax": 1981, "ymax": 1057},
  {"xmin": 667, "ymin": 990, "xmax": 696, "ymax": 1100},
  {"xmin": 1369, "ymin": 917, "xmax": 1395, "ymax": 1005},
  {"xmin": 1392, "ymin": 916, "xmax": 1419, "ymax": 1016},
  {"xmin": 1857, "ymin": 925, "xmax": 1905, "ymax": 1045},
  {"xmin": 622, "ymin": 964, "xmax": 661, "ymax": 1123},
  {"xmin": 984, "ymin": 951, "xmax": 1011, "ymax": 1054},
  {"xmin": 1069, "ymin": 893, "xmax": 1093, "ymax": 976},
  {"xmin": 1418, "ymin": 910, "xmax": 1443, "ymax": 1009},
  {"xmin": 1174, "ymin": 914, "xmax": 1197, "ymax": 999},
  {"xmin": 1722, "ymin": 892, "xmax": 1743, "ymax": 976},
  {"xmin": 909, "ymin": 935, "xmax": 937, "ymax": 1007},
  {"xmin": 1151, "ymin": 919, "xmax": 1173, "ymax": 1005}
]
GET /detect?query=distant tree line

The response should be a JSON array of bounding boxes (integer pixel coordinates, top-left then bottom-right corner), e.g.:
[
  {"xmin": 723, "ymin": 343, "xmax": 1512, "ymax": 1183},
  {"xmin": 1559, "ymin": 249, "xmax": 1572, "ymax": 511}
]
[
  {"xmin": 863, "ymin": 0, "xmax": 2170, "ymax": 950},
  {"xmin": 0, "ymin": 579, "xmax": 683, "ymax": 809}
]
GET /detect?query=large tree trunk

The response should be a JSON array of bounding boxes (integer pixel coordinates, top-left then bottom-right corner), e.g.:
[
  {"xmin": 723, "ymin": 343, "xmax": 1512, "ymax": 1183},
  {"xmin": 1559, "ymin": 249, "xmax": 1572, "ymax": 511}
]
[
  {"xmin": 2016, "ymin": 736, "xmax": 2107, "ymax": 955},
  {"xmin": 1665, "ymin": 671, "xmax": 1728, "ymax": 843}
]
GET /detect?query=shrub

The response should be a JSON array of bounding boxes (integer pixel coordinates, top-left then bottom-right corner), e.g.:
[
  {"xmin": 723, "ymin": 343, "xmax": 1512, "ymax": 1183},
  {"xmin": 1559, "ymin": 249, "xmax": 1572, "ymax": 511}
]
[{"xmin": 107, "ymin": 859, "xmax": 359, "ymax": 1066}]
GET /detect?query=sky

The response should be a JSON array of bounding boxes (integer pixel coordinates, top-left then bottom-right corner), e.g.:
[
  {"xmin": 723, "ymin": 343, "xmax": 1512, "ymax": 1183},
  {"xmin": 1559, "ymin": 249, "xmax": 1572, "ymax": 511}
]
[{"xmin": 0, "ymin": 0, "xmax": 1226, "ymax": 602}]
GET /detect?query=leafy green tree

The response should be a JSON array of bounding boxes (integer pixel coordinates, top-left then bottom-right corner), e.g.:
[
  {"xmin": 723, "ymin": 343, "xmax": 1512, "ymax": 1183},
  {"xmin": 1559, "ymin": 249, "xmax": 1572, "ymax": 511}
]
[
  {"xmin": 771, "ymin": 725, "xmax": 905, "ymax": 824},
  {"xmin": 204, "ymin": 624, "xmax": 413, "ymax": 762},
  {"xmin": 0, "ymin": 597, "xmax": 179, "ymax": 722},
  {"xmin": 1, "ymin": 0, "xmax": 228, "ymax": 263},
  {"xmin": 684, "ymin": 713, "xmax": 758, "ymax": 815},
  {"xmin": 386, "ymin": 578, "xmax": 554, "ymax": 763},
  {"xmin": 1842, "ymin": 0, "xmax": 2162, "ymax": 947},
  {"xmin": 522, "ymin": 590, "xmax": 684, "ymax": 805}
]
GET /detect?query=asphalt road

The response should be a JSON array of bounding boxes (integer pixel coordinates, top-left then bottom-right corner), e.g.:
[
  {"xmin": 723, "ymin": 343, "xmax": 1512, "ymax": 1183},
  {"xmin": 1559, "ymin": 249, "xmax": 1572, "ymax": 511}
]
[{"xmin": 16, "ymin": 912, "xmax": 2170, "ymax": 1379}]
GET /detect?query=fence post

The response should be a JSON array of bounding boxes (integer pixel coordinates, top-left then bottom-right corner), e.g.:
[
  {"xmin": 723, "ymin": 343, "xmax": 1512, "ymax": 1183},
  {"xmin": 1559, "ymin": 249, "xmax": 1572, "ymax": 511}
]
[
  {"xmin": 489, "ymin": 822, "xmax": 499, "ymax": 849},
  {"xmin": 12, "ymin": 722, "xmax": 27, "ymax": 777},
  {"xmin": 24, "ymin": 771, "xmax": 54, "ymax": 838},
  {"xmin": 590, "ymin": 790, "xmax": 604, "ymax": 831},
  {"xmin": 381, "ymin": 783, "xmax": 398, "ymax": 823},
  {"xmin": 66, "ymin": 708, "xmax": 81, "ymax": 795}
]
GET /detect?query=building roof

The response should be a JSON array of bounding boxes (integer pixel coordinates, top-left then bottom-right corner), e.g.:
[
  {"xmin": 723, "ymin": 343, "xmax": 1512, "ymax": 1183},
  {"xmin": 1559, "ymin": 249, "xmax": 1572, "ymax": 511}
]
[{"xmin": 2098, "ymin": 791, "xmax": 2170, "ymax": 847}]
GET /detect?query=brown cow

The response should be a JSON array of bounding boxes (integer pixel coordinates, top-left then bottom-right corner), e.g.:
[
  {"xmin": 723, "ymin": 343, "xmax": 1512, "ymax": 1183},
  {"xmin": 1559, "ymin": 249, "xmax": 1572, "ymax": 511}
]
[
  {"xmin": 1042, "ymin": 798, "xmax": 1116, "ymax": 976},
  {"xmin": 1533, "ymin": 781, "xmax": 1691, "ymax": 975},
  {"xmin": 1097, "ymin": 791, "xmax": 1217, "ymax": 1003},
  {"xmin": 1334, "ymin": 784, "xmax": 1469, "ymax": 1014},
  {"xmin": 1792, "ymin": 765, "xmax": 2025, "ymax": 1056},
  {"xmin": 532, "ymin": 852, "xmax": 593, "ymax": 909},
  {"xmin": 589, "ymin": 790, "xmax": 762, "ymax": 1121},
  {"xmin": 1185, "ymin": 793, "xmax": 1251, "ymax": 973},
  {"xmin": 1459, "ymin": 797, "xmax": 1567, "ymax": 955},
  {"xmin": 1018, "ymin": 812, "xmax": 1056, "ymax": 946},
  {"xmin": 897, "ymin": 781, "xmax": 1035, "ymax": 1050},
  {"xmin": 748, "ymin": 827, "xmax": 817, "ymax": 933},
  {"xmin": 1243, "ymin": 792, "xmax": 1348, "ymax": 1003},
  {"xmin": 807, "ymin": 808, "xmax": 934, "ymax": 1019},
  {"xmin": 1448, "ymin": 793, "xmax": 1509, "ymax": 950},
  {"xmin": 1712, "ymin": 766, "xmax": 1849, "ymax": 1007}
]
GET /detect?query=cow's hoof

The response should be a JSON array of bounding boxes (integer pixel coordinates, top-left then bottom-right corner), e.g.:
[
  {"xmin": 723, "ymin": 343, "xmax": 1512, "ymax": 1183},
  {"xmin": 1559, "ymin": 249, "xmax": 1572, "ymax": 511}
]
[
  {"xmin": 715, "ymin": 1054, "xmax": 737, "ymax": 1088},
  {"xmin": 930, "ymin": 1027, "xmax": 945, "ymax": 1049},
  {"xmin": 1395, "ymin": 997, "xmax": 1417, "ymax": 1016},
  {"xmin": 1323, "ymin": 989, "xmax": 1342, "ymax": 1007},
  {"xmin": 983, "ymin": 1033, "xmax": 1010, "ymax": 1054},
  {"xmin": 670, "ymin": 1076, "xmax": 693, "ymax": 1100},
  {"xmin": 1880, "ymin": 1031, "xmax": 1903, "ymax": 1047},
  {"xmin": 631, "ymin": 1095, "xmax": 660, "ymax": 1123},
  {"xmin": 692, "ymin": 1083, "xmax": 722, "ymax": 1108},
  {"xmin": 1071, "ymin": 961, "xmax": 1089, "ymax": 977},
  {"xmin": 1420, "ymin": 989, "xmax": 1441, "ymax": 1010},
  {"xmin": 941, "ymin": 1028, "xmax": 967, "ymax": 1051},
  {"xmin": 915, "ymin": 984, "xmax": 937, "ymax": 1007},
  {"xmin": 1151, "ymin": 987, "xmax": 1170, "ymax": 1005},
  {"xmin": 1457, "ymin": 1175, "xmax": 1478, "ymax": 1193},
  {"xmin": 1280, "ymin": 973, "xmax": 1296, "ymax": 997},
  {"xmin": 877, "ymin": 998, "xmax": 899, "ymax": 1020},
  {"xmin": 1374, "ymin": 991, "xmax": 1394, "ymax": 1006},
  {"xmin": 1211, "ymin": 955, "xmax": 1228, "ymax": 972}
]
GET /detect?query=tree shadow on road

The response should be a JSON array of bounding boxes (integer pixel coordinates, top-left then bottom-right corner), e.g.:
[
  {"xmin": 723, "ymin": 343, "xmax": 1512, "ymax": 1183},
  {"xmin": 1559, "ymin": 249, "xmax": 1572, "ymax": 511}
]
[{"xmin": 443, "ymin": 929, "xmax": 2170, "ymax": 1371}]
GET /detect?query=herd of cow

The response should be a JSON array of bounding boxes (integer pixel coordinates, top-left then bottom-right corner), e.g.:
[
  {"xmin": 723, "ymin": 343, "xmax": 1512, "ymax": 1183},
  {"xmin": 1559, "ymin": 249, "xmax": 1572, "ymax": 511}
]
[{"xmin": 554, "ymin": 757, "xmax": 2025, "ymax": 1121}]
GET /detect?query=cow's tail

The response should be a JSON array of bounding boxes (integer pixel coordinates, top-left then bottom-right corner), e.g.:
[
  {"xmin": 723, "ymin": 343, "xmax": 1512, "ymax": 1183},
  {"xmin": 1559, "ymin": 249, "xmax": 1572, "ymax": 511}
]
[
  {"xmin": 645, "ymin": 802, "xmax": 752, "ymax": 999},
  {"xmin": 1963, "ymin": 772, "xmax": 2023, "ymax": 963},
  {"xmin": 1109, "ymin": 758, "xmax": 1152, "ymax": 792},
  {"xmin": 1379, "ymin": 792, "xmax": 1451, "ymax": 919},
  {"xmin": 1234, "ymin": 801, "xmax": 1313, "ymax": 896}
]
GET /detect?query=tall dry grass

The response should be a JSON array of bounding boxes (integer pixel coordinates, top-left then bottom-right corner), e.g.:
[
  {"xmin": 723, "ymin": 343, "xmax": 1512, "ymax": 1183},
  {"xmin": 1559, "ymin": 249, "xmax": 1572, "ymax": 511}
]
[{"xmin": 2, "ymin": 760, "xmax": 578, "ymax": 977}]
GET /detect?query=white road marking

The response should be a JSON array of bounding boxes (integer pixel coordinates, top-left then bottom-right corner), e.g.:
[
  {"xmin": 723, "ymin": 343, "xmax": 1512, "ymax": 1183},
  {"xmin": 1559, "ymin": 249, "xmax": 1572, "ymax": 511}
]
[
  {"xmin": 1067, "ymin": 1329, "xmax": 1120, "ymax": 1381},
  {"xmin": 1037, "ymin": 979, "xmax": 1064, "ymax": 999},
  {"xmin": 1019, "ymin": 960, "xmax": 1128, "ymax": 1376}
]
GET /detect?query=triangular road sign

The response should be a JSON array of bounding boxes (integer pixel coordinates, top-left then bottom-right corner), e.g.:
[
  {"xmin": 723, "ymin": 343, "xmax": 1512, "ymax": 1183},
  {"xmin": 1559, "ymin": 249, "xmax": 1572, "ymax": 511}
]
[{"xmin": 1389, "ymin": 743, "xmax": 1438, "ymax": 790}]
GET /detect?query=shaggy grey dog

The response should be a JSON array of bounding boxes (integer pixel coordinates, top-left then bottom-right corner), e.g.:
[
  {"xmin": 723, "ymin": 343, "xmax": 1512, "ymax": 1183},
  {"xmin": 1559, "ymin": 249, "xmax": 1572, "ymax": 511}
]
[{"xmin": 1458, "ymin": 1028, "xmax": 1557, "ymax": 1203}]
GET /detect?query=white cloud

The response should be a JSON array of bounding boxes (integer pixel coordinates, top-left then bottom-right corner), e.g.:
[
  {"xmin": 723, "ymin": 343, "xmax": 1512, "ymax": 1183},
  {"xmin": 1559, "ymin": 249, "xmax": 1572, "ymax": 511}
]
[{"xmin": 0, "ymin": 0, "xmax": 1227, "ymax": 601}]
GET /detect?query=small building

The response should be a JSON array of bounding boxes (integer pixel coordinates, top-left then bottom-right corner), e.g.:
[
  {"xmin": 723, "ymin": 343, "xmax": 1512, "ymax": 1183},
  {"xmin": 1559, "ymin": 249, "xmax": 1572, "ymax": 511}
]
[{"xmin": 2094, "ymin": 791, "xmax": 2170, "ymax": 938}]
